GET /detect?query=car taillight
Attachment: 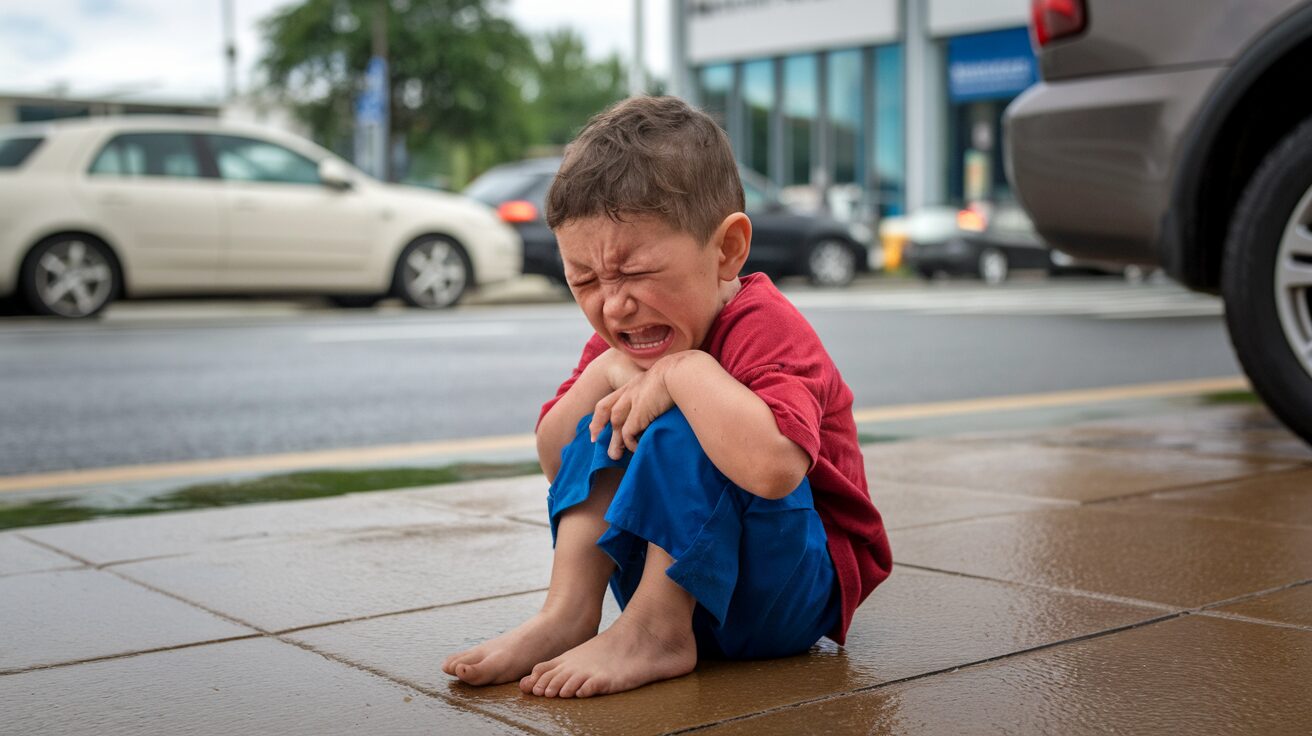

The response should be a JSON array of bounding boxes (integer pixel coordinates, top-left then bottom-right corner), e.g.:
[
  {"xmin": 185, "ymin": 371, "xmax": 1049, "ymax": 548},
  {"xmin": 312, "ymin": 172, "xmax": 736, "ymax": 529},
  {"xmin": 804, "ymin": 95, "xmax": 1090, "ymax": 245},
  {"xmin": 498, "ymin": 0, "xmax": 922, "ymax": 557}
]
[
  {"xmin": 1031, "ymin": 0, "xmax": 1086, "ymax": 47},
  {"xmin": 957, "ymin": 208, "xmax": 987, "ymax": 232},
  {"xmin": 497, "ymin": 200, "xmax": 539, "ymax": 223}
]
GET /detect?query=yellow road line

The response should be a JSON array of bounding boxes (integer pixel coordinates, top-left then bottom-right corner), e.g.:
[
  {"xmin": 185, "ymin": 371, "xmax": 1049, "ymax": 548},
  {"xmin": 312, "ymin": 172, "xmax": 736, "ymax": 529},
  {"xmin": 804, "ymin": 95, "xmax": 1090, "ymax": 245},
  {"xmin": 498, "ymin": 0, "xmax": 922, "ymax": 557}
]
[
  {"xmin": 850, "ymin": 376, "xmax": 1249, "ymax": 422},
  {"xmin": 0, "ymin": 375, "xmax": 1248, "ymax": 494}
]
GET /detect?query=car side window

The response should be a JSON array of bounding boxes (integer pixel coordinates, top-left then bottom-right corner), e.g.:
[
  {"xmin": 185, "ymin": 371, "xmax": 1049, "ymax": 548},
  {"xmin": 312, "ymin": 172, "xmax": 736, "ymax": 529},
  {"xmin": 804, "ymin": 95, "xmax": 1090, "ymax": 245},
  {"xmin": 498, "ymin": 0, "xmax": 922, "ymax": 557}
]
[
  {"xmin": 88, "ymin": 133, "xmax": 202, "ymax": 179},
  {"xmin": 209, "ymin": 135, "xmax": 320, "ymax": 185}
]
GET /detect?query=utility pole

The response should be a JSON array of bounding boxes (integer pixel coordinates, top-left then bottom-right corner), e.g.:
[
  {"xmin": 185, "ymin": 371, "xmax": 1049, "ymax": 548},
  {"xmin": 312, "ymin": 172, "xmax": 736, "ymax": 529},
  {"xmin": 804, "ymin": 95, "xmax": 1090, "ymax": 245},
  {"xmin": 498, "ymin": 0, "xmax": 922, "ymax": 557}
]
[
  {"xmin": 372, "ymin": 0, "xmax": 391, "ymax": 181},
  {"xmin": 630, "ymin": 0, "xmax": 645, "ymax": 97},
  {"xmin": 222, "ymin": 0, "xmax": 237, "ymax": 103}
]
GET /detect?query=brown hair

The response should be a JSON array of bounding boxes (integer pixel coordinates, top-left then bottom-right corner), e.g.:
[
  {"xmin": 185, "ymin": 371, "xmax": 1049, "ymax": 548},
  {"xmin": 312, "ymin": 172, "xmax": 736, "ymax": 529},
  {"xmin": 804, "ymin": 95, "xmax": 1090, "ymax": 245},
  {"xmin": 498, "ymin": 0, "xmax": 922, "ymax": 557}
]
[{"xmin": 545, "ymin": 95, "xmax": 744, "ymax": 245}]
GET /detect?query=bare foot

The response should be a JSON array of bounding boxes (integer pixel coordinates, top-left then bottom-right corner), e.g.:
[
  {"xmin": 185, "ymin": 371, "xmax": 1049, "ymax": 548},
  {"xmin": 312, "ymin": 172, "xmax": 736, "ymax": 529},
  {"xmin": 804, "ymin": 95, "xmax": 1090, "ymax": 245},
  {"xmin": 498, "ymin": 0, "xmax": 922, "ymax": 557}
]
[
  {"xmin": 518, "ymin": 611, "xmax": 697, "ymax": 698},
  {"xmin": 442, "ymin": 609, "xmax": 599, "ymax": 686}
]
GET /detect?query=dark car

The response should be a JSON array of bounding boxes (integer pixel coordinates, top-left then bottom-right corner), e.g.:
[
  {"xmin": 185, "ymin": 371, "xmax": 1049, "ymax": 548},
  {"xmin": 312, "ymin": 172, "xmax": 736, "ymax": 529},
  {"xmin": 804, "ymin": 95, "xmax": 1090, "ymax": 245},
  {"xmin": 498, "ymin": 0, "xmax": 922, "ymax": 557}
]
[
  {"xmin": 1005, "ymin": 0, "xmax": 1312, "ymax": 443},
  {"xmin": 464, "ymin": 158, "xmax": 872, "ymax": 288},
  {"xmin": 905, "ymin": 202, "xmax": 1146, "ymax": 284}
]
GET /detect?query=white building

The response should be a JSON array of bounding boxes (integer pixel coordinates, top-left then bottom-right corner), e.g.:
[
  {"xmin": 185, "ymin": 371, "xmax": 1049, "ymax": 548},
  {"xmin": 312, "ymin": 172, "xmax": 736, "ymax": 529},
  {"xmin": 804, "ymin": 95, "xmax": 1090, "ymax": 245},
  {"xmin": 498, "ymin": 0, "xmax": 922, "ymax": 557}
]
[{"xmin": 672, "ymin": 0, "xmax": 1034, "ymax": 219}]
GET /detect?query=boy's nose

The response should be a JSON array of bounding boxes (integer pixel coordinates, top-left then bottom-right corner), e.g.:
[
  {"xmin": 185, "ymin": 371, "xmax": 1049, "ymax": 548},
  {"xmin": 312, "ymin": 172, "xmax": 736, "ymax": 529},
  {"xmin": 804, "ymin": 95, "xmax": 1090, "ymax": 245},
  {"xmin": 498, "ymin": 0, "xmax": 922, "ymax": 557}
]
[{"xmin": 601, "ymin": 285, "xmax": 637, "ymax": 320}]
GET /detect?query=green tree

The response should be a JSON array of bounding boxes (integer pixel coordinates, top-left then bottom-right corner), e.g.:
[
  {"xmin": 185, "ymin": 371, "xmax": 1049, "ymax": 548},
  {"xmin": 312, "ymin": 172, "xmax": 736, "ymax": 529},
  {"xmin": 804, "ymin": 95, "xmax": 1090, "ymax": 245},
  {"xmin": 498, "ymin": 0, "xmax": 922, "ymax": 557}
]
[
  {"xmin": 258, "ymin": 0, "xmax": 534, "ymax": 185},
  {"xmin": 527, "ymin": 28, "xmax": 627, "ymax": 147}
]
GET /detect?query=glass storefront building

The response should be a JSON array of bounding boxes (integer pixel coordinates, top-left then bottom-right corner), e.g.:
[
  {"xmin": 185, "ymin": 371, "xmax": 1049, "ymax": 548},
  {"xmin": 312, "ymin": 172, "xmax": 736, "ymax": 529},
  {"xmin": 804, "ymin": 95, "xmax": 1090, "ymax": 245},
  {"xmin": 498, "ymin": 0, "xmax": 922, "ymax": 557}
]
[
  {"xmin": 677, "ymin": 0, "xmax": 1035, "ymax": 222},
  {"xmin": 695, "ymin": 45, "xmax": 906, "ymax": 218}
]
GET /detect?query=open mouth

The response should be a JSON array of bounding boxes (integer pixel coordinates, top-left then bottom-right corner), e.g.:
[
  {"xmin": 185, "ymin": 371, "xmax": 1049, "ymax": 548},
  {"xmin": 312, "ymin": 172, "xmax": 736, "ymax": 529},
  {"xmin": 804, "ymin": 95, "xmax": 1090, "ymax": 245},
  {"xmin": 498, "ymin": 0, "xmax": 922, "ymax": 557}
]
[{"xmin": 618, "ymin": 324, "xmax": 674, "ymax": 355}]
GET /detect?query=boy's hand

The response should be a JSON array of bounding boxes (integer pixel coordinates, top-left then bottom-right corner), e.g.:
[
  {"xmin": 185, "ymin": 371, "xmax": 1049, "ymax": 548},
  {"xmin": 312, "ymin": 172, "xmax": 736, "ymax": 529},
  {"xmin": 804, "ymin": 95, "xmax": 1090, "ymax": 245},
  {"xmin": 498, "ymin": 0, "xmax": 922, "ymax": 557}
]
[
  {"xmin": 589, "ymin": 352, "xmax": 691, "ymax": 459},
  {"xmin": 586, "ymin": 348, "xmax": 645, "ymax": 392}
]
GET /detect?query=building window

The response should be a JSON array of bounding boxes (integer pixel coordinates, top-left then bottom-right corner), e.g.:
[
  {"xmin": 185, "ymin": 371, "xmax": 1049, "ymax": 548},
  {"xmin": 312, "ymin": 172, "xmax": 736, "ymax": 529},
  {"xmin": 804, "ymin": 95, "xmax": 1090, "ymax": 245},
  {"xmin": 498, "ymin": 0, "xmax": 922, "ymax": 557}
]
[
  {"xmin": 740, "ymin": 59, "xmax": 774, "ymax": 177},
  {"xmin": 874, "ymin": 44, "xmax": 905, "ymax": 216},
  {"xmin": 783, "ymin": 53, "xmax": 817, "ymax": 187},
  {"xmin": 697, "ymin": 64, "xmax": 733, "ymax": 130},
  {"xmin": 826, "ymin": 49, "xmax": 863, "ymax": 186}
]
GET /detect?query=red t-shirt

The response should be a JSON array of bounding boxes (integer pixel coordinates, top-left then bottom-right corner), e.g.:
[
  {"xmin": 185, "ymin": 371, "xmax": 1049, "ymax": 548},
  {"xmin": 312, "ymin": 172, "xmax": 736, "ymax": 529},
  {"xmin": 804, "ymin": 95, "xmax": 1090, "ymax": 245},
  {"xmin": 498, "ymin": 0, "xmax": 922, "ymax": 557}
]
[{"xmin": 539, "ymin": 273, "xmax": 892, "ymax": 644}]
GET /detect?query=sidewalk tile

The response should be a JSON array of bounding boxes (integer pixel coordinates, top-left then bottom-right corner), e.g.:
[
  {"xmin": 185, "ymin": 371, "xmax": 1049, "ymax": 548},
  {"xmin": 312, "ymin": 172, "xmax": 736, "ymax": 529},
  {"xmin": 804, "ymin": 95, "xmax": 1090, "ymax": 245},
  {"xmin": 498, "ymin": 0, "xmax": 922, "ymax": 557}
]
[
  {"xmin": 0, "ymin": 637, "xmax": 526, "ymax": 735},
  {"xmin": 694, "ymin": 615, "xmax": 1312, "ymax": 736},
  {"xmin": 871, "ymin": 480, "xmax": 1058, "ymax": 530},
  {"xmin": 0, "ymin": 533, "xmax": 81, "ymax": 577},
  {"xmin": 22, "ymin": 493, "xmax": 479, "ymax": 565},
  {"xmin": 892, "ymin": 506, "xmax": 1312, "ymax": 608},
  {"xmin": 290, "ymin": 568, "xmax": 1155, "ymax": 735},
  {"xmin": 1101, "ymin": 468, "xmax": 1312, "ymax": 528},
  {"xmin": 863, "ymin": 441, "xmax": 1290, "ymax": 502},
  {"xmin": 394, "ymin": 475, "xmax": 548, "ymax": 519},
  {"xmin": 1208, "ymin": 583, "xmax": 1312, "ymax": 629},
  {"xmin": 0, "ymin": 568, "xmax": 251, "ymax": 672},
  {"xmin": 112, "ymin": 516, "xmax": 552, "ymax": 631}
]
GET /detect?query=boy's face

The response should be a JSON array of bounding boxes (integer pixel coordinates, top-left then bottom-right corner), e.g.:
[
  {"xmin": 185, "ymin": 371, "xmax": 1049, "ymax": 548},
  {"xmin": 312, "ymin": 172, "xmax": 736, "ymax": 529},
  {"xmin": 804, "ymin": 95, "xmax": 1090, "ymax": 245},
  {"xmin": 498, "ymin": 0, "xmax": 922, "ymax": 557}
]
[{"xmin": 556, "ymin": 214, "xmax": 747, "ymax": 369}]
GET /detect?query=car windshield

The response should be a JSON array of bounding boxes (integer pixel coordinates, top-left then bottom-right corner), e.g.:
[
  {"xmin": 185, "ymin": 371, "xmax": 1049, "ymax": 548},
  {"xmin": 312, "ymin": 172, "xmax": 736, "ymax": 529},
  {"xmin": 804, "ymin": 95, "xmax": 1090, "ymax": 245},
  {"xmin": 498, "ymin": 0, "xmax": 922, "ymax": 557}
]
[
  {"xmin": 464, "ymin": 168, "xmax": 539, "ymax": 206},
  {"xmin": 0, "ymin": 136, "xmax": 43, "ymax": 169}
]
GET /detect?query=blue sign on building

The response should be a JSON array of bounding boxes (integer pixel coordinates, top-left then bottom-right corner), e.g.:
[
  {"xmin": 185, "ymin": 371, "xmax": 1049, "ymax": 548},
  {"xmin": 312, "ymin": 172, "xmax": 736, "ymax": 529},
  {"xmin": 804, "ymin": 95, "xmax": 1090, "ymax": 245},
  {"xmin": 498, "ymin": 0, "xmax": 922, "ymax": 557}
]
[{"xmin": 947, "ymin": 27, "xmax": 1037, "ymax": 102}]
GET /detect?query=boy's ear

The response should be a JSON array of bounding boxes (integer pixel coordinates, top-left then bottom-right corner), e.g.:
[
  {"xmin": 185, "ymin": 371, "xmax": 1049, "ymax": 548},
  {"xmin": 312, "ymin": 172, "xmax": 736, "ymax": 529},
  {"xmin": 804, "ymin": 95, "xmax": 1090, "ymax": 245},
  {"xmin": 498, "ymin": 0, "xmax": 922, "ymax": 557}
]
[{"xmin": 712, "ymin": 212, "xmax": 751, "ymax": 280}]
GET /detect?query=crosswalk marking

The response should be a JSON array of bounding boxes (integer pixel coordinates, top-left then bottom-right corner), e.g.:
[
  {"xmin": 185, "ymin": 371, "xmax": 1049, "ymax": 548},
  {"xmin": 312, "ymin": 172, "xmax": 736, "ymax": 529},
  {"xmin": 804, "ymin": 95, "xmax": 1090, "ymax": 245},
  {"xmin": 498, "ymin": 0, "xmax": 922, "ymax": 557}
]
[{"xmin": 785, "ymin": 281, "xmax": 1222, "ymax": 320}]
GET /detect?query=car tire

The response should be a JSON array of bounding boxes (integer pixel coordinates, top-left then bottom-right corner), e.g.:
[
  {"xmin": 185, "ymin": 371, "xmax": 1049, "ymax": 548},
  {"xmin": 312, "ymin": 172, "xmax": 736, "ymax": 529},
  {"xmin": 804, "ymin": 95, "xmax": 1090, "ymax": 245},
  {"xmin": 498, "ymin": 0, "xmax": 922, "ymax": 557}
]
[
  {"xmin": 20, "ymin": 234, "xmax": 120, "ymax": 318},
  {"xmin": 914, "ymin": 265, "xmax": 936, "ymax": 281},
  {"xmin": 978, "ymin": 247, "xmax": 1009, "ymax": 285},
  {"xmin": 327, "ymin": 294, "xmax": 384, "ymax": 309},
  {"xmin": 1222, "ymin": 116, "xmax": 1312, "ymax": 445},
  {"xmin": 806, "ymin": 239, "xmax": 857, "ymax": 288},
  {"xmin": 392, "ymin": 235, "xmax": 472, "ymax": 309}
]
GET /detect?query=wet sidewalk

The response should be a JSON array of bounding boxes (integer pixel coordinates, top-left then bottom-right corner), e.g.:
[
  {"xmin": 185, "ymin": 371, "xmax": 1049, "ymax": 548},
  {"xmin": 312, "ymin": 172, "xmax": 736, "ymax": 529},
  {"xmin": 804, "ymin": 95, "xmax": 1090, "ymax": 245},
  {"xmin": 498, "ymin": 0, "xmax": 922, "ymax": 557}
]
[{"xmin": 3, "ymin": 404, "xmax": 1311, "ymax": 734}]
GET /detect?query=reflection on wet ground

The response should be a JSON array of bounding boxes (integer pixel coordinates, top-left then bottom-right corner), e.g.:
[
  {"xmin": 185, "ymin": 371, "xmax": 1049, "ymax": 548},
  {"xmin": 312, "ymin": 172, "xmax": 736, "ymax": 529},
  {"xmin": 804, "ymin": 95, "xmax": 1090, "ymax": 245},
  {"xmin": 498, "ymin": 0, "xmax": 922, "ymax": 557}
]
[{"xmin": 2, "ymin": 404, "xmax": 1310, "ymax": 734}]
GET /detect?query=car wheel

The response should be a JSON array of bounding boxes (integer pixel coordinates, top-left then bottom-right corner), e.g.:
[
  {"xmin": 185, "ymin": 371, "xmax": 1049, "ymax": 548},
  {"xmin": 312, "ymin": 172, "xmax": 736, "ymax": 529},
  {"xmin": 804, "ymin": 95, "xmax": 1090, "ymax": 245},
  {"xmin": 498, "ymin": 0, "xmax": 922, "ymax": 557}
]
[
  {"xmin": 978, "ymin": 247, "xmax": 1009, "ymax": 285},
  {"xmin": 393, "ymin": 235, "xmax": 471, "ymax": 309},
  {"xmin": 914, "ymin": 265, "xmax": 936, "ymax": 281},
  {"xmin": 327, "ymin": 294, "xmax": 384, "ymax": 309},
  {"xmin": 806, "ymin": 239, "xmax": 857, "ymax": 287},
  {"xmin": 20, "ymin": 235, "xmax": 119, "ymax": 318},
  {"xmin": 1223, "ymin": 117, "xmax": 1312, "ymax": 445}
]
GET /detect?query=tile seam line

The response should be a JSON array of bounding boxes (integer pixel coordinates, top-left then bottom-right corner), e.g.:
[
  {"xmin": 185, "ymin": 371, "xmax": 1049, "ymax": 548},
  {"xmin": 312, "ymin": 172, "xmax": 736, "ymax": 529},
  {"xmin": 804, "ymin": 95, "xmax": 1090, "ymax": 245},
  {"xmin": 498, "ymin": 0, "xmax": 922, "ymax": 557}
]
[
  {"xmin": 1080, "ymin": 463, "xmax": 1311, "ymax": 507},
  {"xmin": 0, "ymin": 633, "xmax": 264, "ymax": 678},
  {"xmin": 273, "ymin": 587, "xmax": 551, "ymax": 636},
  {"xmin": 273, "ymin": 636, "xmax": 551, "ymax": 736},
  {"xmin": 666, "ymin": 610, "xmax": 1189, "ymax": 736},
  {"xmin": 0, "ymin": 375, "xmax": 1248, "ymax": 494},
  {"xmin": 891, "ymin": 563, "xmax": 1182, "ymax": 612}
]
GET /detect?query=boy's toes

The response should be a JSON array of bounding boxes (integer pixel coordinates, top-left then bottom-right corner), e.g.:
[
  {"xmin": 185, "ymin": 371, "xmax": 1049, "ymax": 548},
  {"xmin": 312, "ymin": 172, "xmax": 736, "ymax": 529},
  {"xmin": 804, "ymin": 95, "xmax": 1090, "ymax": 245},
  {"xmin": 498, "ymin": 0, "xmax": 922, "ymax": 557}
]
[
  {"xmin": 532, "ymin": 667, "xmax": 562, "ymax": 697},
  {"xmin": 454, "ymin": 661, "xmax": 494, "ymax": 686},
  {"xmin": 557, "ymin": 673, "xmax": 587, "ymax": 699}
]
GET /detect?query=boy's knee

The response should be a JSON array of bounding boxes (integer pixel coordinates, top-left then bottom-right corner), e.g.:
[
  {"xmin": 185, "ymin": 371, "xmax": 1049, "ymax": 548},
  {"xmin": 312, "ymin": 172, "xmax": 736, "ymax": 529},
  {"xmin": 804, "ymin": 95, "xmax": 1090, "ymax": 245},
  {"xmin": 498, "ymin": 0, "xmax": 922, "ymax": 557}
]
[{"xmin": 644, "ymin": 407, "xmax": 693, "ymax": 439}]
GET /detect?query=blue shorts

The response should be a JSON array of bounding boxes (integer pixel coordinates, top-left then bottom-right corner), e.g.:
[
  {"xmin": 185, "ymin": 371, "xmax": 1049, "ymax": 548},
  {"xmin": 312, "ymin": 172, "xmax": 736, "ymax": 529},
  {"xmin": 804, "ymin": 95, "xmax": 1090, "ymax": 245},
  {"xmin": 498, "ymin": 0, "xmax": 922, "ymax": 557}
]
[{"xmin": 547, "ymin": 407, "xmax": 840, "ymax": 660}]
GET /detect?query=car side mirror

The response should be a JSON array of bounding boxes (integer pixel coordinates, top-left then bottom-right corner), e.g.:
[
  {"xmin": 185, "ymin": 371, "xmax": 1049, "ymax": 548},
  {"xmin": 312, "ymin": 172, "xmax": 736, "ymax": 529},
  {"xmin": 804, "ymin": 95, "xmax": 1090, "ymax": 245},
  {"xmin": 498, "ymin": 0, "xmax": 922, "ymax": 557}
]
[{"xmin": 319, "ymin": 158, "xmax": 354, "ymax": 190}]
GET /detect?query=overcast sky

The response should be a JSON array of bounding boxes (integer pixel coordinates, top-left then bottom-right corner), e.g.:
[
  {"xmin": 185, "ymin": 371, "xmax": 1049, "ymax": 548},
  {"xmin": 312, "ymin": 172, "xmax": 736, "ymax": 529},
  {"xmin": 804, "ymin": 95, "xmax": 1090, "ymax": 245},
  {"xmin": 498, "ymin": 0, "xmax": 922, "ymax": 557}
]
[{"xmin": 0, "ymin": 0, "xmax": 670, "ymax": 103}]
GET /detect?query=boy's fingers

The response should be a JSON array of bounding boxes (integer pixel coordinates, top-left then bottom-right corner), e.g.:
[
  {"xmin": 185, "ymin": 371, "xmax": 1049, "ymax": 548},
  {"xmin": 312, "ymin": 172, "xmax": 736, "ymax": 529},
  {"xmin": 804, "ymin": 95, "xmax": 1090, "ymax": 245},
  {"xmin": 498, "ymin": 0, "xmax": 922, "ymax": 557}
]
[{"xmin": 589, "ymin": 392, "xmax": 618, "ymax": 442}]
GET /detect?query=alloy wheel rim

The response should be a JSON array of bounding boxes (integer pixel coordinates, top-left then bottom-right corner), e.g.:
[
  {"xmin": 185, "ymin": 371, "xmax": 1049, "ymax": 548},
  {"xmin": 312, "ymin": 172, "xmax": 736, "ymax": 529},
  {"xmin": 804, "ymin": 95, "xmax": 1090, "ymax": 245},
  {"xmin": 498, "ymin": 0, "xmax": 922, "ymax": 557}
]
[
  {"xmin": 1274, "ymin": 185, "xmax": 1312, "ymax": 380},
  {"xmin": 810, "ymin": 241, "xmax": 855, "ymax": 286},
  {"xmin": 981, "ymin": 249, "xmax": 1008, "ymax": 285},
  {"xmin": 404, "ymin": 240, "xmax": 466, "ymax": 308},
  {"xmin": 34, "ymin": 240, "xmax": 113, "ymax": 317}
]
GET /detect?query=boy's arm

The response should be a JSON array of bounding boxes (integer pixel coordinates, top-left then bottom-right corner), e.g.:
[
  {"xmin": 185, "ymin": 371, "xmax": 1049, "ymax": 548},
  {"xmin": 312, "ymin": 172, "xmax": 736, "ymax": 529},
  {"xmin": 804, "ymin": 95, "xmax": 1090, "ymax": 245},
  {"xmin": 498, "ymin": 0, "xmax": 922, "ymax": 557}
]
[
  {"xmin": 536, "ymin": 349, "xmax": 642, "ymax": 482},
  {"xmin": 599, "ymin": 350, "xmax": 810, "ymax": 500}
]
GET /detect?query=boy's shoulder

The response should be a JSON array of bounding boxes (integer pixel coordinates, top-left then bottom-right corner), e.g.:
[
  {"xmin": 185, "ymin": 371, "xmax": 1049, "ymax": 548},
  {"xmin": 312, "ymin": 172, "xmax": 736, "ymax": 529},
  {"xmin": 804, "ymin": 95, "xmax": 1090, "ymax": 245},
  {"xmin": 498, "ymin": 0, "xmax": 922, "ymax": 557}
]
[{"xmin": 708, "ymin": 274, "xmax": 828, "ymax": 362}]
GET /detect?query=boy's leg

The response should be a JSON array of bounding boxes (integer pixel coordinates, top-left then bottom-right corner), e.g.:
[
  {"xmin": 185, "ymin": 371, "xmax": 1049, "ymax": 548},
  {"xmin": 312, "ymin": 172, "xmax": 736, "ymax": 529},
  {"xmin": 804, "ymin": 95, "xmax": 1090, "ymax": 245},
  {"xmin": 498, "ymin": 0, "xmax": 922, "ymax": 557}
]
[
  {"xmin": 520, "ymin": 539, "xmax": 697, "ymax": 699},
  {"xmin": 441, "ymin": 467, "xmax": 621, "ymax": 686}
]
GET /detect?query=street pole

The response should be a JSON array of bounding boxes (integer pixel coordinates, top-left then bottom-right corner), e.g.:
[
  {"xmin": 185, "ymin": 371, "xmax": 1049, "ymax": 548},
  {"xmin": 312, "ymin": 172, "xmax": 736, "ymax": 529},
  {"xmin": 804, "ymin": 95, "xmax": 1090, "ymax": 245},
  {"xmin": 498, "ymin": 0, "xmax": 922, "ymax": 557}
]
[
  {"xmin": 222, "ymin": 0, "xmax": 237, "ymax": 103},
  {"xmin": 373, "ymin": 0, "xmax": 391, "ymax": 181},
  {"xmin": 630, "ymin": 0, "xmax": 645, "ymax": 97}
]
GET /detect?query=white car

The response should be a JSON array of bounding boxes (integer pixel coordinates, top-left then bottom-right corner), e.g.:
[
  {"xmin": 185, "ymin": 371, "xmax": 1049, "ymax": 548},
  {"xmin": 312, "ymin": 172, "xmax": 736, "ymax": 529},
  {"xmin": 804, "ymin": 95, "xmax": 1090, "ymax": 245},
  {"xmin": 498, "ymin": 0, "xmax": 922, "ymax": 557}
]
[{"xmin": 0, "ymin": 117, "xmax": 522, "ymax": 317}]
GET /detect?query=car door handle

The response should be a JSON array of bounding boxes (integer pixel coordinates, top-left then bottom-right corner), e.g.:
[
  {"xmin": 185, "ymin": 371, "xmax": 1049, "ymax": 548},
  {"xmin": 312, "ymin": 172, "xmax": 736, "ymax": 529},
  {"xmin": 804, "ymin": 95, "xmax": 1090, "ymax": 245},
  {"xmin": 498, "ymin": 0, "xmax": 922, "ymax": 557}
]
[
  {"xmin": 99, "ymin": 193, "xmax": 130, "ymax": 206},
  {"xmin": 235, "ymin": 198, "xmax": 259, "ymax": 210}
]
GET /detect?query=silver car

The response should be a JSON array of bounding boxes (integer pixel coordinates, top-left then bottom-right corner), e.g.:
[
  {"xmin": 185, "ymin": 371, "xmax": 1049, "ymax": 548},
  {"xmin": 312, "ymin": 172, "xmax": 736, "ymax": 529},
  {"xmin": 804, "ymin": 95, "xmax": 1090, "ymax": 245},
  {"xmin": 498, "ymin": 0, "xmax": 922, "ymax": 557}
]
[{"xmin": 1006, "ymin": 0, "xmax": 1312, "ymax": 443}]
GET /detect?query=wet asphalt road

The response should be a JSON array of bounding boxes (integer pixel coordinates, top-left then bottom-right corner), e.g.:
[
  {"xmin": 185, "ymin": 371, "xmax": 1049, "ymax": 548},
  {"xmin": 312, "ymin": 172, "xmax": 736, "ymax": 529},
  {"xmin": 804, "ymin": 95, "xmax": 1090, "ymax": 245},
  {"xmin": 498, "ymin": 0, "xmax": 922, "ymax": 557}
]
[{"xmin": 0, "ymin": 278, "xmax": 1239, "ymax": 475}]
